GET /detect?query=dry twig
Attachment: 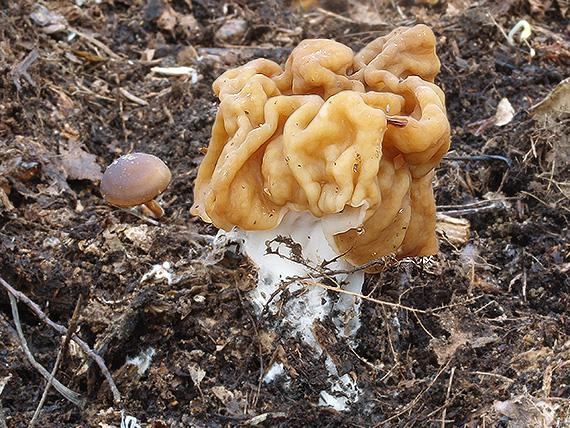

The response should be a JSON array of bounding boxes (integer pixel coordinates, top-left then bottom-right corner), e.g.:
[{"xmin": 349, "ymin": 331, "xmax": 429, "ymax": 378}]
[
  {"xmin": 0, "ymin": 374, "xmax": 12, "ymax": 428},
  {"xmin": 0, "ymin": 277, "xmax": 122, "ymax": 402},
  {"xmin": 7, "ymin": 292, "xmax": 85, "ymax": 407},
  {"xmin": 441, "ymin": 367, "xmax": 456, "ymax": 428},
  {"xmin": 372, "ymin": 359, "xmax": 452, "ymax": 427},
  {"xmin": 69, "ymin": 27, "xmax": 124, "ymax": 60},
  {"xmin": 29, "ymin": 295, "xmax": 84, "ymax": 427},
  {"xmin": 9, "ymin": 49, "xmax": 39, "ymax": 91}
]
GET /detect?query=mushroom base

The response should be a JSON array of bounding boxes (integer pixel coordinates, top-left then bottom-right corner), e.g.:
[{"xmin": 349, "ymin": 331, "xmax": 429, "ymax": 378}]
[
  {"xmin": 239, "ymin": 210, "xmax": 364, "ymax": 342},
  {"xmin": 215, "ymin": 210, "xmax": 365, "ymax": 410}
]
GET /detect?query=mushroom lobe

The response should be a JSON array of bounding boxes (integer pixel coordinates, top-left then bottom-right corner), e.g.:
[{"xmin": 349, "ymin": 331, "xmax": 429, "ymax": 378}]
[
  {"xmin": 191, "ymin": 25, "xmax": 451, "ymax": 269},
  {"xmin": 100, "ymin": 153, "xmax": 171, "ymax": 207}
]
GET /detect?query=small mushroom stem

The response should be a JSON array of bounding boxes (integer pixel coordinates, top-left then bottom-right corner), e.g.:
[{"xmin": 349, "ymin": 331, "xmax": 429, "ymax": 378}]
[{"xmin": 144, "ymin": 199, "xmax": 164, "ymax": 218}]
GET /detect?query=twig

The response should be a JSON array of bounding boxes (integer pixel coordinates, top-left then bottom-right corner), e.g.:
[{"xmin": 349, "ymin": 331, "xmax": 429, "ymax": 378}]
[
  {"xmin": 437, "ymin": 200, "xmax": 509, "ymax": 217},
  {"xmin": 412, "ymin": 310, "xmax": 435, "ymax": 340},
  {"xmin": 542, "ymin": 360, "xmax": 570, "ymax": 398},
  {"xmin": 244, "ymin": 412, "xmax": 288, "ymax": 425},
  {"xmin": 265, "ymin": 275, "xmax": 484, "ymax": 318},
  {"xmin": 468, "ymin": 371, "xmax": 514, "ymax": 384},
  {"xmin": 441, "ymin": 367, "xmax": 456, "ymax": 428},
  {"xmin": 118, "ymin": 88, "xmax": 149, "ymax": 106},
  {"xmin": 29, "ymin": 295, "xmax": 84, "ymax": 427},
  {"xmin": 233, "ymin": 278, "xmax": 263, "ymax": 409},
  {"xmin": 0, "ymin": 277, "xmax": 122, "ymax": 402},
  {"xmin": 315, "ymin": 7, "xmax": 357, "ymax": 23},
  {"xmin": 437, "ymin": 198, "xmax": 515, "ymax": 211},
  {"xmin": 260, "ymin": 242, "xmax": 397, "ymax": 313},
  {"xmin": 9, "ymin": 49, "xmax": 39, "ymax": 91},
  {"xmin": 301, "ymin": 279, "xmax": 426, "ymax": 314},
  {"xmin": 373, "ymin": 359, "xmax": 452, "ymax": 427},
  {"xmin": 433, "ymin": 295, "xmax": 485, "ymax": 312},
  {"xmin": 347, "ymin": 342, "xmax": 378, "ymax": 371},
  {"xmin": 7, "ymin": 292, "xmax": 85, "ymax": 407},
  {"xmin": 443, "ymin": 154, "xmax": 512, "ymax": 168},
  {"xmin": 0, "ymin": 374, "xmax": 12, "ymax": 428},
  {"xmin": 520, "ymin": 190, "xmax": 550, "ymax": 207},
  {"xmin": 69, "ymin": 27, "xmax": 124, "ymax": 61},
  {"xmin": 487, "ymin": 12, "xmax": 510, "ymax": 43},
  {"xmin": 379, "ymin": 301, "xmax": 398, "ymax": 364}
]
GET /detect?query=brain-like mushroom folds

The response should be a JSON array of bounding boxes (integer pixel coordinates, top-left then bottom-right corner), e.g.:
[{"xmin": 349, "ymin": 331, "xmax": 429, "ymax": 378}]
[{"xmin": 192, "ymin": 24, "xmax": 450, "ymax": 271}]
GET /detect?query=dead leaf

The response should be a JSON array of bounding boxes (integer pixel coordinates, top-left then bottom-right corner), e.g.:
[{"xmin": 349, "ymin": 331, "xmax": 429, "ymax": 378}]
[
  {"xmin": 49, "ymin": 85, "xmax": 75, "ymax": 112},
  {"xmin": 445, "ymin": 0, "xmax": 472, "ymax": 16},
  {"xmin": 3, "ymin": 136, "xmax": 73, "ymax": 197},
  {"xmin": 157, "ymin": 1, "xmax": 178, "ymax": 32},
  {"xmin": 430, "ymin": 310, "xmax": 499, "ymax": 365},
  {"xmin": 531, "ymin": 76, "xmax": 570, "ymax": 118},
  {"xmin": 436, "ymin": 214, "xmax": 470, "ymax": 245},
  {"xmin": 215, "ymin": 19, "xmax": 248, "ymax": 44},
  {"xmin": 188, "ymin": 363, "xmax": 206, "ymax": 388},
  {"xmin": 211, "ymin": 385, "xmax": 234, "ymax": 405},
  {"xmin": 494, "ymin": 393, "xmax": 556, "ymax": 428},
  {"xmin": 510, "ymin": 347, "xmax": 554, "ymax": 372},
  {"xmin": 60, "ymin": 139, "xmax": 103, "ymax": 182},
  {"xmin": 494, "ymin": 98, "xmax": 515, "ymax": 126},
  {"xmin": 30, "ymin": 4, "xmax": 67, "ymax": 29},
  {"xmin": 528, "ymin": 0, "xmax": 553, "ymax": 16},
  {"xmin": 290, "ymin": 0, "xmax": 320, "ymax": 10},
  {"xmin": 71, "ymin": 49, "xmax": 107, "ymax": 63}
]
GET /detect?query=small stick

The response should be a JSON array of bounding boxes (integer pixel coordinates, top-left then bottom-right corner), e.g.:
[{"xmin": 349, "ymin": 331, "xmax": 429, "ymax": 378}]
[
  {"xmin": 118, "ymin": 88, "xmax": 149, "ymax": 106},
  {"xmin": 300, "ymin": 278, "xmax": 428, "ymax": 314},
  {"xmin": 386, "ymin": 117, "xmax": 408, "ymax": 127},
  {"xmin": 437, "ymin": 200, "xmax": 508, "ymax": 217},
  {"xmin": 443, "ymin": 154, "xmax": 512, "ymax": 168},
  {"xmin": 372, "ymin": 360, "xmax": 452, "ymax": 427},
  {"xmin": 441, "ymin": 366, "xmax": 456, "ymax": 428},
  {"xmin": 0, "ymin": 277, "xmax": 121, "ymax": 402},
  {"xmin": 0, "ymin": 374, "xmax": 12, "ymax": 428},
  {"xmin": 315, "ymin": 6, "xmax": 357, "ymax": 23},
  {"xmin": 29, "ymin": 295, "xmax": 84, "ymax": 427},
  {"xmin": 69, "ymin": 27, "xmax": 124, "ymax": 61},
  {"xmin": 9, "ymin": 49, "xmax": 39, "ymax": 91},
  {"xmin": 7, "ymin": 293, "xmax": 84, "ymax": 407}
]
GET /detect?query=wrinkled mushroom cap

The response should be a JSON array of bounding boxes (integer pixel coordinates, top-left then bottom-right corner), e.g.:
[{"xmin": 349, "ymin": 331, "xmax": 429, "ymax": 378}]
[
  {"xmin": 191, "ymin": 25, "xmax": 450, "ymax": 270},
  {"xmin": 100, "ymin": 153, "xmax": 171, "ymax": 207}
]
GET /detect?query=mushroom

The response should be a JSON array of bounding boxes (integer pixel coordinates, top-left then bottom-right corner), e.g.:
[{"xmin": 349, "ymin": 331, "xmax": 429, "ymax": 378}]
[
  {"xmin": 191, "ymin": 24, "xmax": 450, "ymax": 343},
  {"xmin": 100, "ymin": 153, "xmax": 171, "ymax": 218},
  {"xmin": 192, "ymin": 24, "xmax": 449, "ymax": 267}
]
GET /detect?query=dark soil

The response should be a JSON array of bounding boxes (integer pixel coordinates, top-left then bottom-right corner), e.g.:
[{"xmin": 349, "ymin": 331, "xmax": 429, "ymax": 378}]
[{"xmin": 1, "ymin": 0, "xmax": 569, "ymax": 427}]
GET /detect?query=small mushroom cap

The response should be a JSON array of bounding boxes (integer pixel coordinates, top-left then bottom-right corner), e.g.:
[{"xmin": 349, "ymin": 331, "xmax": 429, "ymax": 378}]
[{"xmin": 100, "ymin": 153, "xmax": 171, "ymax": 207}]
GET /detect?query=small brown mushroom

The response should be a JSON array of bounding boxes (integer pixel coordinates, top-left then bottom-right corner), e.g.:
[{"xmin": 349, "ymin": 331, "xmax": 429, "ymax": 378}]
[{"xmin": 100, "ymin": 153, "xmax": 171, "ymax": 218}]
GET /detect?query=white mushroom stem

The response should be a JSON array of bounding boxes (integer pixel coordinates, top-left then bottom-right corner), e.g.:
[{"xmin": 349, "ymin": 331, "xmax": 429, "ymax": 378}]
[{"xmin": 218, "ymin": 211, "xmax": 365, "ymax": 346}]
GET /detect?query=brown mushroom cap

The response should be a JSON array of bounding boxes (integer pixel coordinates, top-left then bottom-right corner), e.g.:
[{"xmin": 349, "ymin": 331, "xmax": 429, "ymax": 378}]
[
  {"xmin": 191, "ymin": 25, "xmax": 450, "ymax": 270},
  {"xmin": 100, "ymin": 153, "xmax": 171, "ymax": 207}
]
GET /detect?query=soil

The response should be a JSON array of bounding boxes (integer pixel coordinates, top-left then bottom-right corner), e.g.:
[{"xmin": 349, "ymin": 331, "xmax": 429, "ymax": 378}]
[{"xmin": 0, "ymin": 0, "xmax": 569, "ymax": 427}]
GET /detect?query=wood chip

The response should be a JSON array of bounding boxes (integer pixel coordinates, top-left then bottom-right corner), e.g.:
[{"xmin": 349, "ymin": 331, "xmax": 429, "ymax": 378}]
[{"xmin": 118, "ymin": 87, "xmax": 149, "ymax": 106}]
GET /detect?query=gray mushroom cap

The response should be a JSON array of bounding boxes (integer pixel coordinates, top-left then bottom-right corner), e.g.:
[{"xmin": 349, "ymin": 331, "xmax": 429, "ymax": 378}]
[{"xmin": 100, "ymin": 153, "xmax": 172, "ymax": 207}]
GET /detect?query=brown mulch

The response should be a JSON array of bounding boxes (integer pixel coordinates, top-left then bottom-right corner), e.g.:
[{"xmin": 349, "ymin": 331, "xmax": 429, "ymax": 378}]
[{"xmin": 0, "ymin": 0, "xmax": 569, "ymax": 427}]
